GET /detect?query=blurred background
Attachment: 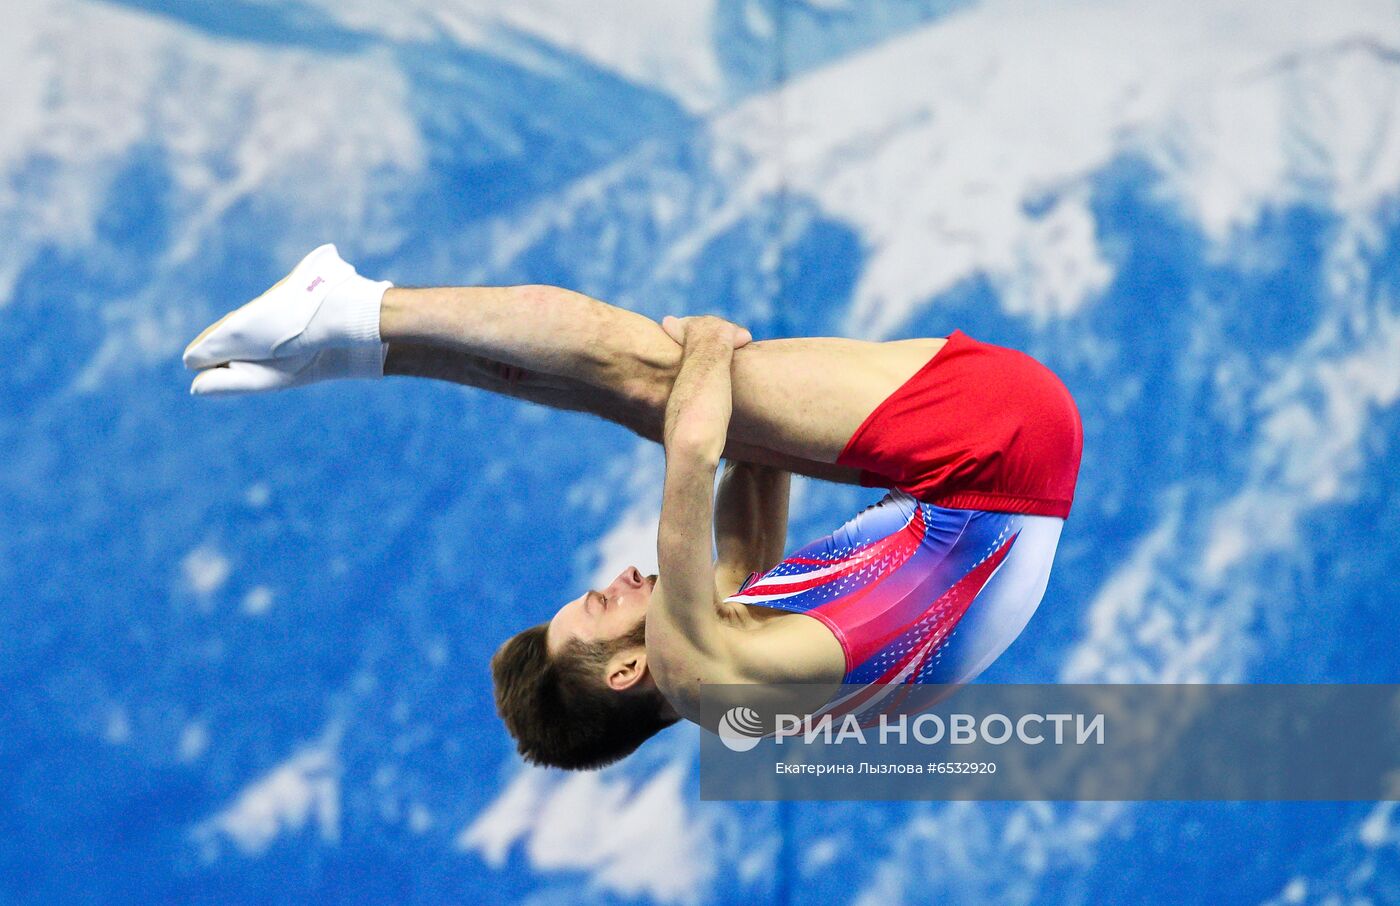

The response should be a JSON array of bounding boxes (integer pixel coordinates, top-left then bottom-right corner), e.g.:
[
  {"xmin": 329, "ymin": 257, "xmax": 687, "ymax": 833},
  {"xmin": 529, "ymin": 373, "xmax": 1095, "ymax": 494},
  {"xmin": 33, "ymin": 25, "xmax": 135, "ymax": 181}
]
[{"xmin": 3, "ymin": 0, "xmax": 1400, "ymax": 902}]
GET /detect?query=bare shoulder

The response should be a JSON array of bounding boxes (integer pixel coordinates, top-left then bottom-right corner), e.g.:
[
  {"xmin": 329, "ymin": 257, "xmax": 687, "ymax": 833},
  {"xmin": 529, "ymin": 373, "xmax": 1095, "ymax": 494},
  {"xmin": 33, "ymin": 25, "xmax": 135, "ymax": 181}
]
[
  {"xmin": 651, "ymin": 642, "xmax": 840, "ymax": 730},
  {"xmin": 725, "ymin": 612, "xmax": 846, "ymax": 687},
  {"xmin": 644, "ymin": 581, "xmax": 732, "ymax": 710},
  {"xmin": 655, "ymin": 630, "xmax": 840, "ymax": 728},
  {"xmin": 649, "ymin": 602, "xmax": 847, "ymax": 726},
  {"xmin": 646, "ymin": 634, "xmax": 747, "ymax": 726}
]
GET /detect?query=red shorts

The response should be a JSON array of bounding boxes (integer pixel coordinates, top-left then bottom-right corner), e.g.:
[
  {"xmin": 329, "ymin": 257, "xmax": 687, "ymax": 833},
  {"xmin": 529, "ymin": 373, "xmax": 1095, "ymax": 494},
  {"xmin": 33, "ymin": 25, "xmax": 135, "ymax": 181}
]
[{"xmin": 834, "ymin": 329, "xmax": 1083, "ymax": 518}]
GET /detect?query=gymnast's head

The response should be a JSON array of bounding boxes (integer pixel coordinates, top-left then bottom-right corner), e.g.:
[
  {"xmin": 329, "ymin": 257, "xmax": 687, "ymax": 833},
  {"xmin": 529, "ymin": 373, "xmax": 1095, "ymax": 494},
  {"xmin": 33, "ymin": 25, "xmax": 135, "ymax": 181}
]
[{"xmin": 490, "ymin": 565, "xmax": 677, "ymax": 769}]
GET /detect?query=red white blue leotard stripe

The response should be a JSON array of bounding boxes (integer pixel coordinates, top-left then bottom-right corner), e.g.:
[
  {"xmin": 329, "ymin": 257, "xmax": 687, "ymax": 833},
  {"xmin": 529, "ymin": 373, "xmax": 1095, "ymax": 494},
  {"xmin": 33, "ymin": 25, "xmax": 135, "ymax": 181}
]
[{"xmin": 725, "ymin": 491, "xmax": 1032, "ymax": 688}]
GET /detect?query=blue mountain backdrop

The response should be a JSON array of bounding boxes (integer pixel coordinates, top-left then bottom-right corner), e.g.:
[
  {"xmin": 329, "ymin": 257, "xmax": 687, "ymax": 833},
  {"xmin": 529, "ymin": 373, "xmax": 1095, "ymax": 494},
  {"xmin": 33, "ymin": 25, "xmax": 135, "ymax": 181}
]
[{"xmin": 3, "ymin": 0, "xmax": 1399, "ymax": 903}]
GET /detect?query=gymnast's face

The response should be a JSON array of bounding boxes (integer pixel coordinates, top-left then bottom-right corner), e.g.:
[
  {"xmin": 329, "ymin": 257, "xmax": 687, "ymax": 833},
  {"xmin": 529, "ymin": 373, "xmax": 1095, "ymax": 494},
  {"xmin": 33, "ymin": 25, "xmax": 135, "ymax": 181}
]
[{"xmin": 546, "ymin": 565, "xmax": 658, "ymax": 653}]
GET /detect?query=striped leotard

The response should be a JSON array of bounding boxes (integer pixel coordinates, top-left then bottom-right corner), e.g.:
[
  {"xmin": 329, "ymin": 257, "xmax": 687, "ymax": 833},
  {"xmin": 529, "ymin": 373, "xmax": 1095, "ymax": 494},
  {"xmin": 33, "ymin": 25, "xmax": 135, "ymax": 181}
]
[
  {"xmin": 724, "ymin": 329, "xmax": 1080, "ymax": 717},
  {"xmin": 725, "ymin": 490, "xmax": 1063, "ymax": 688}
]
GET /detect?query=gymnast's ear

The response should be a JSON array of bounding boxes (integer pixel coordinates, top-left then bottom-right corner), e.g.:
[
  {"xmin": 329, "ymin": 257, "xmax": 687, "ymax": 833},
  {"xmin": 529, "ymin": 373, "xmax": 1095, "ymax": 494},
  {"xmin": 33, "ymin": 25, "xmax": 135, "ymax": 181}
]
[{"xmin": 605, "ymin": 649, "xmax": 648, "ymax": 692}]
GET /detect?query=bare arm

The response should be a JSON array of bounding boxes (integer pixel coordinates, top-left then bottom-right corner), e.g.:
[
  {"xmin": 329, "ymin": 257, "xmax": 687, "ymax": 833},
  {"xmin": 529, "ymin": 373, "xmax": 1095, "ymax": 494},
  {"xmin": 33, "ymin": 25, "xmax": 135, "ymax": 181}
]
[
  {"xmin": 650, "ymin": 318, "xmax": 745, "ymax": 666},
  {"xmin": 713, "ymin": 461, "xmax": 790, "ymax": 598}
]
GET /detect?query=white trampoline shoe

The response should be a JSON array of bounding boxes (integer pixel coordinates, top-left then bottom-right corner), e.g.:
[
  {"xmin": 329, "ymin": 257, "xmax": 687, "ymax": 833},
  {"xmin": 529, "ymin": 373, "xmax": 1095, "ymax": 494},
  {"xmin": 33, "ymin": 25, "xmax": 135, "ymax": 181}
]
[
  {"xmin": 189, "ymin": 346, "xmax": 388, "ymax": 396},
  {"xmin": 183, "ymin": 243, "xmax": 390, "ymax": 372}
]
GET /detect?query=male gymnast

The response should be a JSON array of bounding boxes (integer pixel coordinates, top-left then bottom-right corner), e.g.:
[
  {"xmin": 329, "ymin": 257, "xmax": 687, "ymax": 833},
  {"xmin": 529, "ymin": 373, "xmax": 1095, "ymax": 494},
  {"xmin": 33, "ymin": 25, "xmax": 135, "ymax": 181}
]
[{"xmin": 183, "ymin": 245, "xmax": 1082, "ymax": 770}]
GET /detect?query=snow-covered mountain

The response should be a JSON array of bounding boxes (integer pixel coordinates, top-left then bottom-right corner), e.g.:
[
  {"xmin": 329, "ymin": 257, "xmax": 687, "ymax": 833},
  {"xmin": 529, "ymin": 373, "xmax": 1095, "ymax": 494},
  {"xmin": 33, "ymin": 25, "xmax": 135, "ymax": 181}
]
[{"xmin": 3, "ymin": 1, "xmax": 1398, "ymax": 903}]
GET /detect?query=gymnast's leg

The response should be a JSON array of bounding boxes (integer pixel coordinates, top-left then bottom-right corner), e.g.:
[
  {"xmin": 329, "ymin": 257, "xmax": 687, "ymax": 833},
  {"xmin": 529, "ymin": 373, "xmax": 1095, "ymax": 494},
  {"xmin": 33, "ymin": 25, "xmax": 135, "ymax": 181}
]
[
  {"xmin": 382, "ymin": 342, "xmax": 865, "ymax": 486},
  {"xmin": 182, "ymin": 248, "xmax": 944, "ymax": 466},
  {"xmin": 378, "ymin": 284, "xmax": 946, "ymax": 466}
]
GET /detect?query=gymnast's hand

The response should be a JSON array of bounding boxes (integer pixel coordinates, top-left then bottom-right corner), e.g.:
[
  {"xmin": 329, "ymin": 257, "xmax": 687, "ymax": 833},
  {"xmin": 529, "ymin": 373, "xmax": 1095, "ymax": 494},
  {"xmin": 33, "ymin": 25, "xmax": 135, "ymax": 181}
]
[{"xmin": 660, "ymin": 314, "xmax": 753, "ymax": 350}]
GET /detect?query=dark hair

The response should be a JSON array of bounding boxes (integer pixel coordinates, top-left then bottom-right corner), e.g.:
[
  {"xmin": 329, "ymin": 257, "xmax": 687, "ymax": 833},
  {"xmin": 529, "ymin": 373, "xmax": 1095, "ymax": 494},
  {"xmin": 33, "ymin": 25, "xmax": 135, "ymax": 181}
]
[{"xmin": 491, "ymin": 617, "xmax": 679, "ymax": 770}]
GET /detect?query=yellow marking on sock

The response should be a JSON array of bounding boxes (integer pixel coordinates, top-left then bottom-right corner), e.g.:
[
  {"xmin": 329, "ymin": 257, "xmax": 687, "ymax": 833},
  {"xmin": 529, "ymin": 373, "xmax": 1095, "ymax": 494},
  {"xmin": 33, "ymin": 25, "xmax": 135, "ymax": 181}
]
[{"xmin": 183, "ymin": 270, "xmax": 295, "ymax": 359}]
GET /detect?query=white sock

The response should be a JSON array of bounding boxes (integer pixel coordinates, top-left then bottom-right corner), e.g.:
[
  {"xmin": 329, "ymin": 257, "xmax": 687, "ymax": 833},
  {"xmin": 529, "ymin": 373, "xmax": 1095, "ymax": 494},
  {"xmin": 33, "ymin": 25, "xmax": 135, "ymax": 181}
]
[{"xmin": 304, "ymin": 266, "xmax": 393, "ymax": 351}]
